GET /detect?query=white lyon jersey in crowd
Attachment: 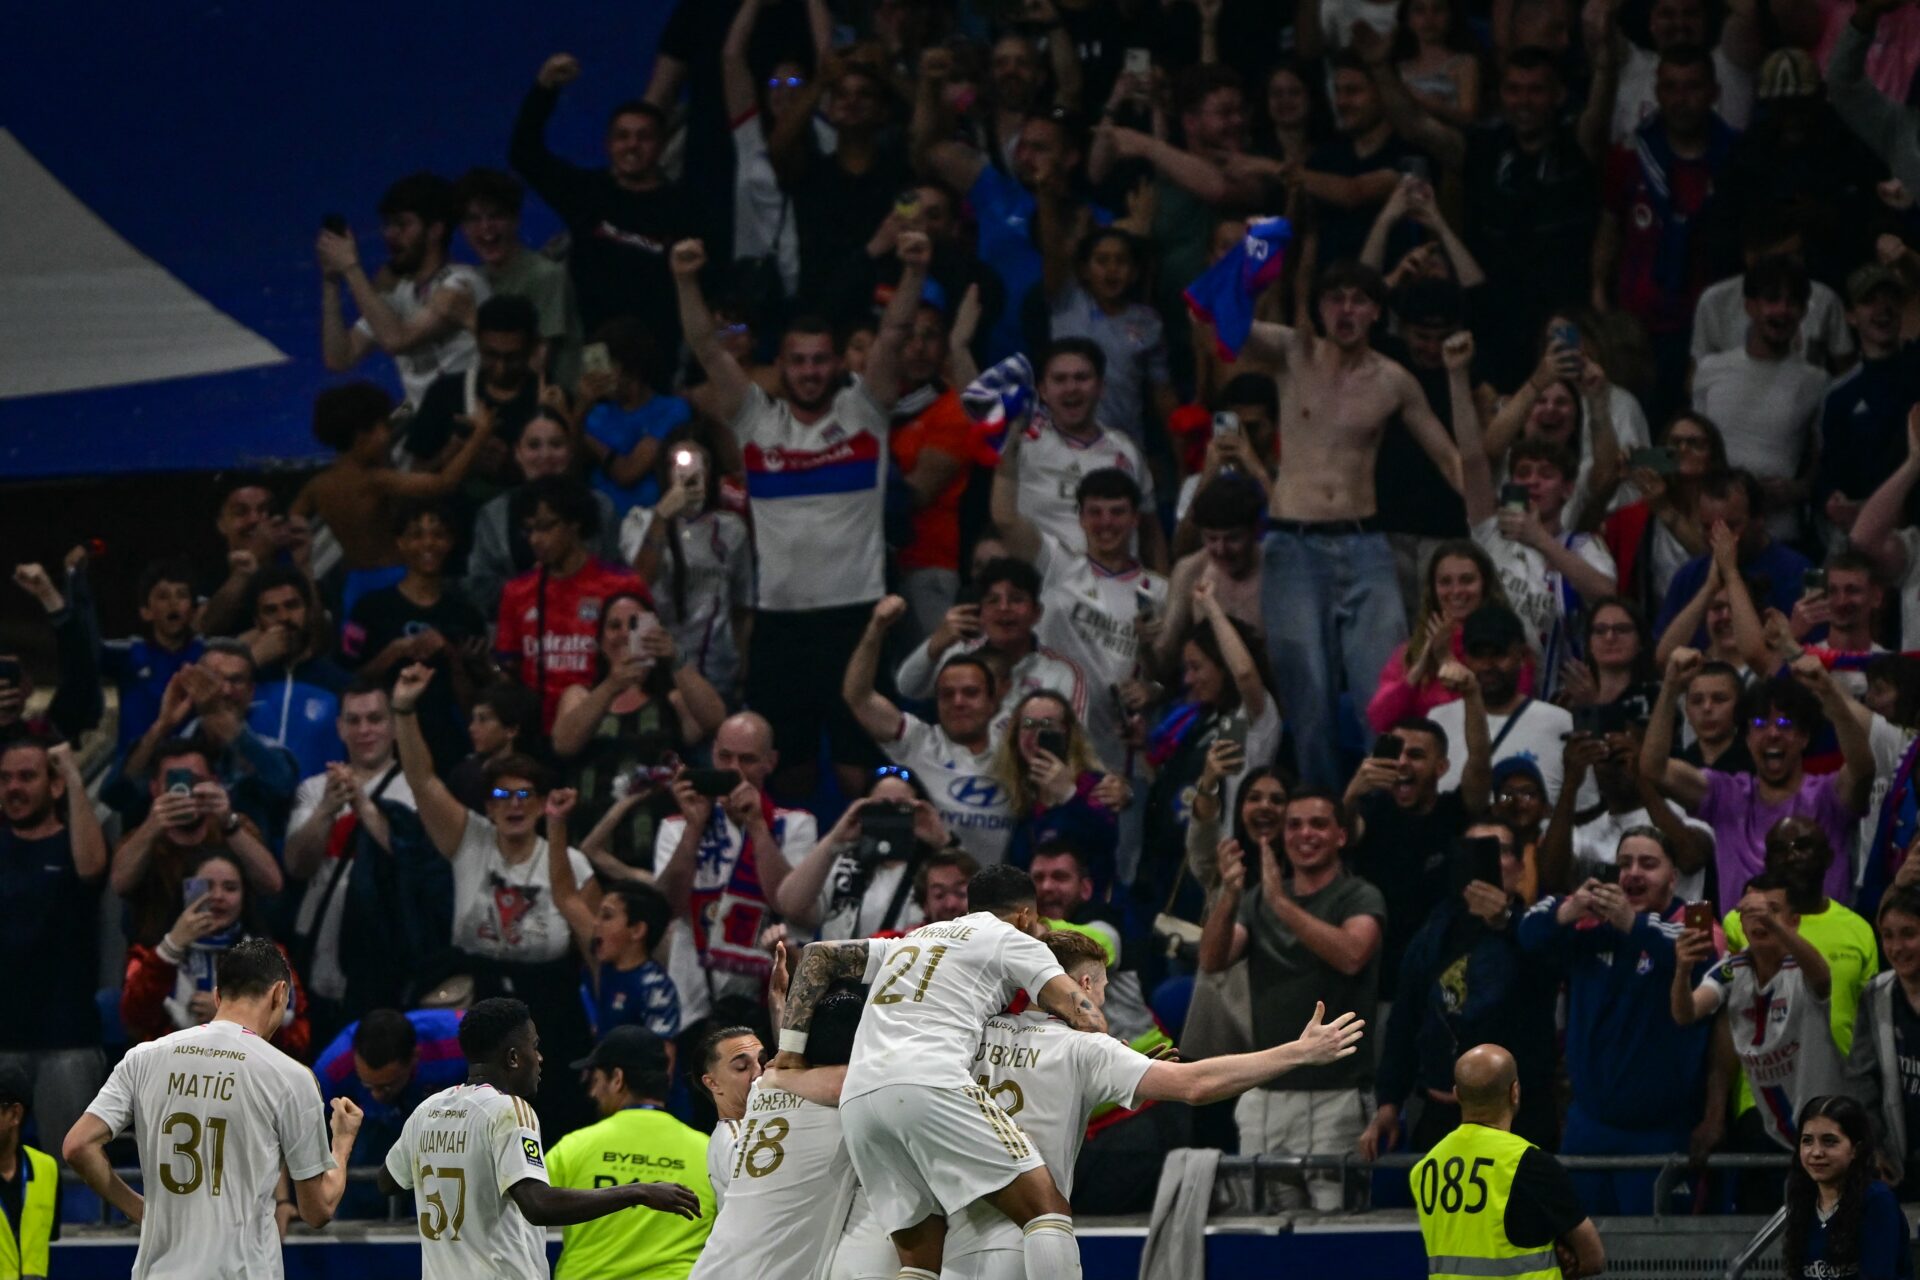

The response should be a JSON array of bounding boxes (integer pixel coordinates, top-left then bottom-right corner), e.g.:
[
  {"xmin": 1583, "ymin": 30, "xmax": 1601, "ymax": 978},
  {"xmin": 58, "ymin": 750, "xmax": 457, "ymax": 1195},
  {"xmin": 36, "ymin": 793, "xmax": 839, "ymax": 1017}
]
[
  {"xmin": 1033, "ymin": 533, "xmax": 1169, "ymax": 768},
  {"xmin": 945, "ymin": 1009, "xmax": 1154, "ymax": 1264},
  {"xmin": 733, "ymin": 381, "xmax": 888, "ymax": 611},
  {"xmin": 707, "ymin": 1117, "xmax": 740, "ymax": 1211},
  {"xmin": 895, "ymin": 634, "xmax": 1089, "ymax": 740},
  {"xmin": 884, "ymin": 712, "xmax": 1017, "ymax": 864},
  {"xmin": 842, "ymin": 913, "xmax": 1067, "ymax": 1102},
  {"xmin": 83, "ymin": 1019, "xmax": 334, "ymax": 1280},
  {"xmin": 689, "ymin": 1079, "xmax": 856, "ymax": 1280},
  {"xmin": 352, "ymin": 262, "xmax": 489, "ymax": 408},
  {"xmin": 1014, "ymin": 419, "xmax": 1156, "ymax": 556},
  {"xmin": 383, "ymin": 1082, "xmax": 550, "ymax": 1280}
]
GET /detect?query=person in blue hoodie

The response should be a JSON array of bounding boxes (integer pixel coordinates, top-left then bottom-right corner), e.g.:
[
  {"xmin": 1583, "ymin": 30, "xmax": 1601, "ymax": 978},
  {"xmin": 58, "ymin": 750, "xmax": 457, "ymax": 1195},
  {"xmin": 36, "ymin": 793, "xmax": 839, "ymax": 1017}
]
[
  {"xmin": 1361, "ymin": 819, "xmax": 1560, "ymax": 1163},
  {"xmin": 1517, "ymin": 823, "xmax": 1714, "ymax": 1215},
  {"xmin": 241, "ymin": 565, "xmax": 350, "ymax": 778},
  {"xmin": 98, "ymin": 559, "xmax": 206, "ymax": 756}
]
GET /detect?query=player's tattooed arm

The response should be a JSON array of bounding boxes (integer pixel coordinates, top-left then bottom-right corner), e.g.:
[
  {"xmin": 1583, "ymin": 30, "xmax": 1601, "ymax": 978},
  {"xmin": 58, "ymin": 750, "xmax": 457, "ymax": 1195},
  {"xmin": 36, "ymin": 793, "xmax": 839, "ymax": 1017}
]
[
  {"xmin": 1034, "ymin": 973, "xmax": 1109, "ymax": 1035},
  {"xmin": 782, "ymin": 940, "xmax": 872, "ymax": 1034}
]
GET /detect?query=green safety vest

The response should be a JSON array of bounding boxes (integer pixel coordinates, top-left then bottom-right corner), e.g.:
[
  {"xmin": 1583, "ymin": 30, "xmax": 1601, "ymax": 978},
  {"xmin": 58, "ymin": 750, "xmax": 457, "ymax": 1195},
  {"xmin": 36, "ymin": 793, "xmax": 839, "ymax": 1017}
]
[
  {"xmin": 0, "ymin": 1146, "xmax": 55, "ymax": 1280},
  {"xmin": 1411, "ymin": 1123, "xmax": 1561, "ymax": 1280}
]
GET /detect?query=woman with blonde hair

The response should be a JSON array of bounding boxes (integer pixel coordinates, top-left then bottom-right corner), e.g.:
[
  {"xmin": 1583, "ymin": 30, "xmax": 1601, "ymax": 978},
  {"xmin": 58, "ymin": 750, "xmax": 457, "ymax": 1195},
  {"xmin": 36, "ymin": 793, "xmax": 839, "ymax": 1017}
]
[{"xmin": 990, "ymin": 690, "xmax": 1126, "ymax": 891}]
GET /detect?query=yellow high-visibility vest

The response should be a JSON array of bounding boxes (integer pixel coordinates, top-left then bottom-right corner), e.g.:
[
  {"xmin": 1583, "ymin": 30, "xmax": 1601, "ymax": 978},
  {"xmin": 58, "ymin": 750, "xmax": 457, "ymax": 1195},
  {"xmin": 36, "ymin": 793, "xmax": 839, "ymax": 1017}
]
[
  {"xmin": 1411, "ymin": 1123, "xmax": 1561, "ymax": 1280},
  {"xmin": 0, "ymin": 1145, "xmax": 56, "ymax": 1280}
]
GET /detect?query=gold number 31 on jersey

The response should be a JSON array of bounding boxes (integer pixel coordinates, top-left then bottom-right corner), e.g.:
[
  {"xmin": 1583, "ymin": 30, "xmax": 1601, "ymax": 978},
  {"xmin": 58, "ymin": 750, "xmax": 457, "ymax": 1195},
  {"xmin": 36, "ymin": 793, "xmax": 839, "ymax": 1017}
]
[
  {"xmin": 872, "ymin": 945, "xmax": 950, "ymax": 1005},
  {"xmin": 158, "ymin": 1112, "xmax": 227, "ymax": 1197}
]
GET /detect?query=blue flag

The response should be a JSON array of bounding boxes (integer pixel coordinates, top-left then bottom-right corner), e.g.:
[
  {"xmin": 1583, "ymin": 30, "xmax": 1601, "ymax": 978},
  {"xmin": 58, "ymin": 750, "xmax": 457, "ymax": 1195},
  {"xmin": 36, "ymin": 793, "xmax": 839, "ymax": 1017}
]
[{"xmin": 1183, "ymin": 216, "xmax": 1293, "ymax": 359}]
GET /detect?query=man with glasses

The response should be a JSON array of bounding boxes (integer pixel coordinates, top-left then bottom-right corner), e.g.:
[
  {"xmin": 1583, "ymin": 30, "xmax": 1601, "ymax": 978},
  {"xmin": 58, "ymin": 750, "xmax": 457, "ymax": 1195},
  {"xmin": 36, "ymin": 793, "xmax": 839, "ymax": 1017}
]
[
  {"xmin": 1641, "ymin": 648, "xmax": 1875, "ymax": 904},
  {"xmin": 845, "ymin": 597, "xmax": 1016, "ymax": 865},
  {"xmin": 406, "ymin": 294, "xmax": 553, "ymax": 477}
]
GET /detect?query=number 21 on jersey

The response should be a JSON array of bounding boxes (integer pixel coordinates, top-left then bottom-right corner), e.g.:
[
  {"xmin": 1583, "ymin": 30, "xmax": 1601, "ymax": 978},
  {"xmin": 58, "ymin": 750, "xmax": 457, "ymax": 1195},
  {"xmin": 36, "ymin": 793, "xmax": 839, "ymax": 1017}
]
[{"xmin": 872, "ymin": 944, "xmax": 949, "ymax": 1006}]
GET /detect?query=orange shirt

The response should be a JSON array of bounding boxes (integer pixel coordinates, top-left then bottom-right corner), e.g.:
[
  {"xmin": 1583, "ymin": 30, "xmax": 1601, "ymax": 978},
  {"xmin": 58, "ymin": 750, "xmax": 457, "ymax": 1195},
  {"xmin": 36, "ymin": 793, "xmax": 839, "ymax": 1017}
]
[{"xmin": 890, "ymin": 389, "xmax": 977, "ymax": 573}]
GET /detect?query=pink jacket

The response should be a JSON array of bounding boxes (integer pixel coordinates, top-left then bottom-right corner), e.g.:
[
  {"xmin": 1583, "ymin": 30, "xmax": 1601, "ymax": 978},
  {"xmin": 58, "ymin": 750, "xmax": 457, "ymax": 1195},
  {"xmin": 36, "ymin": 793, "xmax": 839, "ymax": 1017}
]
[{"xmin": 1367, "ymin": 628, "xmax": 1538, "ymax": 734}]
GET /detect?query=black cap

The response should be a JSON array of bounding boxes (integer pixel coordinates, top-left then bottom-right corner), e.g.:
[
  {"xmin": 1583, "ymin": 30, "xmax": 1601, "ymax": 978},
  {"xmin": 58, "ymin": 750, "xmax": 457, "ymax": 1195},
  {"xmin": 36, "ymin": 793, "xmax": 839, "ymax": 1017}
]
[
  {"xmin": 1460, "ymin": 603, "xmax": 1526, "ymax": 655},
  {"xmin": 0, "ymin": 1064, "xmax": 31, "ymax": 1113},
  {"xmin": 1393, "ymin": 278, "xmax": 1466, "ymax": 329},
  {"xmin": 570, "ymin": 1024, "xmax": 671, "ymax": 1075}
]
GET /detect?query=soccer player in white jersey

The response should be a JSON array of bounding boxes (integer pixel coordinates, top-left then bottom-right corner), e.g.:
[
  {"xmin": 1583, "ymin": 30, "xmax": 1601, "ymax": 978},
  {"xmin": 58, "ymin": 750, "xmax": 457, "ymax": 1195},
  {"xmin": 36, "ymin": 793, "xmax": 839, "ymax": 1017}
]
[
  {"xmin": 64, "ymin": 939, "xmax": 365, "ymax": 1280},
  {"xmin": 993, "ymin": 441, "xmax": 1170, "ymax": 772},
  {"xmin": 376, "ymin": 997, "xmax": 700, "ymax": 1279},
  {"xmin": 695, "ymin": 1024, "xmax": 764, "ymax": 1210},
  {"xmin": 770, "ymin": 863, "xmax": 1106, "ymax": 1280},
  {"xmin": 690, "ymin": 990, "xmax": 884, "ymax": 1279},
  {"xmin": 944, "ymin": 930, "xmax": 1366, "ymax": 1279}
]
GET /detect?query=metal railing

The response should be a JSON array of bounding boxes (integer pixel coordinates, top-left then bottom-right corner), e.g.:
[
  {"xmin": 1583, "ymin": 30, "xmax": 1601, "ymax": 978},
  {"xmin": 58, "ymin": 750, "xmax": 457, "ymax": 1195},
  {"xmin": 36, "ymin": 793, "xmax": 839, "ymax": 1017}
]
[{"xmin": 1723, "ymin": 1206, "xmax": 1788, "ymax": 1280}]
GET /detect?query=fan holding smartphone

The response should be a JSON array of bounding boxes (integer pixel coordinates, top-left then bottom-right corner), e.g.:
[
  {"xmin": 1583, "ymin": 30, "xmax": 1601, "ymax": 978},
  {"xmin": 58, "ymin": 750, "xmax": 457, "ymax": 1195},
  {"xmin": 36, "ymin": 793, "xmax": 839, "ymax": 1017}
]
[{"xmin": 990, "ymin": 692, "xmax": 1127, "ymax": 889}]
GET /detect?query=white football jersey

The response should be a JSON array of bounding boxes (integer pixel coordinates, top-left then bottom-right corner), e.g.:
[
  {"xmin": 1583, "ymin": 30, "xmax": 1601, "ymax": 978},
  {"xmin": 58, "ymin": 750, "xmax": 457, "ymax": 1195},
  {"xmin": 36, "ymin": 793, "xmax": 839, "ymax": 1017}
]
[
  {"xmin": 944, "ymin": 1010, "xmax": 1151, "ymax": 1259},
  {"xmin": 883, "ymin": 714, "xmax": 1017, "ymax": 866},
  {"xmin": 383, "ymin": 1083, "xmax": 551, "ymax": 1280},
  {"xmin": 708, "ymin": 1118, "xmax": 740, "ymax": 1211},
  {"xmin": 841, "ymin": 914, "xmax": 1067, "ymax": 1103},
  {"xmin": 83, "ymin": 1019, "xmax": 334, "ymax": 1280},
  {"xmin": 691, "ymin": 1080, "xmax": 856, "ymax": 1280},
  {"xmin": 1033, "ymin": 534, "xmax": 1168, "ymax": 769},
  {"xmin": 1013, "ymin": 420, "xmax": 1156, "ymax": 556}
]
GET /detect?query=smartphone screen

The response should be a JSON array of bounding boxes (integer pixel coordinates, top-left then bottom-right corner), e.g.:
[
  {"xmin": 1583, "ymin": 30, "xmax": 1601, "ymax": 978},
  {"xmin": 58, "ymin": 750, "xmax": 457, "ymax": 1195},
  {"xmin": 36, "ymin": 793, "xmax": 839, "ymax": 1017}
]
[
  {"xmin": 1372, "ymin": 733, "xmax": 1404, "ymax": 761},
  {"xmin": 1499, "ymin": 483, "xmax": 1530, "ymax": 513},
  {"xmin": 183, "ymin": 876, "xmax": 211, "ymax": 905}
]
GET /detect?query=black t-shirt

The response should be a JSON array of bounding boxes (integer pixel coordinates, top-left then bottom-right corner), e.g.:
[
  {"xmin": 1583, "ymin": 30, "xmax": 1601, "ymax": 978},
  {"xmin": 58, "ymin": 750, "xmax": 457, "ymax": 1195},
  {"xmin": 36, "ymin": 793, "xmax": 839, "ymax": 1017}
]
[
  {"xmin": 1505, "ymin": 1146, "xmax": 1587, "ymax": 1247},
  {"xmin": 342, "ymin": 586, "xmax": 486, "ymax": 770},
  {"xmin": 1462, "ymin": 122, "xmax": 1596, "ymax": 361},
  {"xmin": 784, "ymin": 136, "xmax": 913, "ymax": 310},
  {"xmin": 1891, "ymin": 988, "xmax": 1920, "ymax": 1164},
  {"xmin": 1375, "ymin": 341, "xmax": 1470, "ymax": 539},
  {"xmin": 1678, "ymin": 736, "xmax": 1756, "ymax": 776},
  {"xmin": 1307, "ymin": 133, "xmax": 1429, "ymax": 269},
  {"xmin": 1349, "ymin": 789, "xmax": 1469, "ymax": 991},
  {"xmin": 406, "ymin": 372, "xmax": 541, "ymax": 467},
  {"xmin": 0, "ymin": 828, "xmax": 101, "ymax": 1050}
]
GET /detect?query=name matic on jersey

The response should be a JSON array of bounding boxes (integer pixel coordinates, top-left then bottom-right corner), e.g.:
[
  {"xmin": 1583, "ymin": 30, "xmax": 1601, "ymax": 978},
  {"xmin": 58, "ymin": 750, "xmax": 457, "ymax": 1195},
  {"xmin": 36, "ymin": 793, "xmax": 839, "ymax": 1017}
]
[{"xmin": 167, "ymin": 1071, "xmax": 237, "ymax": 1100}]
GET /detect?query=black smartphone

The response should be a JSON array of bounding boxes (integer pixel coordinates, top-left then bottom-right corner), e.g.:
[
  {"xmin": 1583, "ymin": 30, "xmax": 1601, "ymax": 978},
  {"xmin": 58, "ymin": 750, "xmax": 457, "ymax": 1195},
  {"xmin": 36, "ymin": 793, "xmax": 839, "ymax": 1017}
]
[
  {"xmin": 0, "ymin": 658, "xmax": 20, "ymax": 685},
  {"xmin": 1373, "ymin": 732, "xmax": 1404, "ymax": 761},
  {"xmin": 1036, "ymin": 729, "xmax": 1070, "ymax": 761},
  {"xmin": 1627, "ymin": 445, "xmax": 1675, "ymax": 475},
  {"xmin": 1215, "ymin": 713, "xmax": 1249, "ymax": 753},
  {"xmin": 858, "ymin": 801, "xmax": 917, "ymax": 858},
  {"xmin": 165, "ymin": 767, "xmax": 197, "ymax": 796},
  {"xmin": 685, "ymin": 768, "xmax": 742, "ymax": 798},
  {"xmin": 954, "ymin": 582, "xmax": 982, "ymax": 608},
  {"xmin": 1572, "ymin": 703, "xmax": 1628, "ymax": 737},
  {"xmin": 1593, "ymin": 860, "xmax": 1622, "ymax": 886},
  {"xmin": 321, "ymin": 213, "xmax": 348, "ymax": 235},
  {"xmin": 1452, "ymin": 835, "xmax": 1504, "ymax": 892},
  {"xmin": 1803, "ymin": 568, "xmax": 1828, "ymax": 595},
  {"xmin": 1499, "ymin": 482, "xmax": 1530, "ymax": 513}
]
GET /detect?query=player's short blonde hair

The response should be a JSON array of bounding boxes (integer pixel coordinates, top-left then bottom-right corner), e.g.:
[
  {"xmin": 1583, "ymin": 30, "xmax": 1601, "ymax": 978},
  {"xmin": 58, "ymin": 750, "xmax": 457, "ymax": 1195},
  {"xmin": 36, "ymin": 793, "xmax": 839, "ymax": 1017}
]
[{"xmin": 1040, "ymin": 929, "xmax": 1108, "ymax": 975}]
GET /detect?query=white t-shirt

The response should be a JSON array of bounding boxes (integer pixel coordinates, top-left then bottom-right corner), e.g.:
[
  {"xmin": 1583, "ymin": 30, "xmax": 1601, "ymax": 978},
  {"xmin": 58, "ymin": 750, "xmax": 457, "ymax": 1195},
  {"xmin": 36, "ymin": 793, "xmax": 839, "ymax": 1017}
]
[
  {"xmin": 450, "ymin": 813, "xmax": 592, "ymax": 964},
  {"xmin": 896, "ymin": 635, "xmax": 1089, "ymax": 745},
  {"xmin": 1431, "ymin": 696, "xmax": 1579, "ymax": 808},
  {"xmin": 85, "ymin": 1020, "xmax": 334, "ymax": 1280},
  {"xmin": 652, "ymin": 807, "xmax": 816, "ymax": 1026},
  {"xmin": 944, "ymin": 1009, "xmax": 1153, "ymax": 1261},
  {"xmin": 1570, "ymin": 803, "xmax": 1715, "ymax": 902},
  {"xmin": 813, "ymin": 853, "xmax": 923, "ymax": 941},
  {"xmin": 288, "ymin": 764, "xmax": 417, "ymax": 1001},
  {"xmin": 1033, "ymin": 533, "xmax": 1170, "ymax": 770},
  {"xmin": 1014, "ymin": 421, "xmax": 1156, "ymax": 558},
  {"xmin": 1471, "ymin": 516, "xmax": 1617, "ymax": 696},
  {"xmin": 729, "ymin": 112, "xmax": 834, "ymax": 297},
  {"xmin": 733, "ymin": 382, "xmax": 889, "ymax": 611},
  {"xmin": 1691, "ymin": 276, "xmax": 1853, "ymax": 369},
  {"xmin": 690, "ymin": 1080, "xmax": 857, "ymax": 1280},
  {"xmin": 1611, "ymin": 43, "xmax": 1752, "ymax": 142},
  {"xmin": 353, "ymin": 263, "xmax": 489, "ymax": 409},
  {"xmin": 1698, "ymin": 954, "xmax": 1846, "ymax": 1150},
  {"xmin": 885, "ymin": 714, "xmax": 1016, "ymax": 866},
  {"xmin": 842, "ymin": 913, "xmax": 1067, "ymax": 1102},
  {"xmin": 384, "ymin": 1083, "xmax": 550, "ymax": 1280},
  {"xmin": 1691, "ymin": 350, "xmax": 1829, "ymax": 540},
  {"xmin": 708, "ymin": 1118, "xmax": 740, "ymax": 1212}
]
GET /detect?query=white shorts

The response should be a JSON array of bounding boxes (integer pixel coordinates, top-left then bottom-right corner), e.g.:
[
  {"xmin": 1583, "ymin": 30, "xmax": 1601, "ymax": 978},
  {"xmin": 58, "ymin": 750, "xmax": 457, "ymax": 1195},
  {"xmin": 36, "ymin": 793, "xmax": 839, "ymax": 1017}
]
[
  {"xmin": 840, "ymin": 1082, "xmax": 1045, "ymax": 1235},
  {"xmin": 828, "ymin": 1183, "xmax": 900, "ymax": 1280},
  {"xmin": 940, "ymin": 1246, "xmax": 1024, "ymax": 1280}
]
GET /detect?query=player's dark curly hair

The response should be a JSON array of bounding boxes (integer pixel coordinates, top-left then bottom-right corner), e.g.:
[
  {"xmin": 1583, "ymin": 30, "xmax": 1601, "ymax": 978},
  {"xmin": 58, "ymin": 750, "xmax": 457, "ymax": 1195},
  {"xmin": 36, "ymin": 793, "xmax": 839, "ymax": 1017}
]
[
  {"xmin": 808, "ymin": 989, "xmax": 864, "ymax": 1067},
  {"xmin": 458, "ymin": 997, "xmax": 533, "ymax": 1064},
  {"xmin": 968, "ymin": 863, "xmax": 1038, "ymax": 916}
]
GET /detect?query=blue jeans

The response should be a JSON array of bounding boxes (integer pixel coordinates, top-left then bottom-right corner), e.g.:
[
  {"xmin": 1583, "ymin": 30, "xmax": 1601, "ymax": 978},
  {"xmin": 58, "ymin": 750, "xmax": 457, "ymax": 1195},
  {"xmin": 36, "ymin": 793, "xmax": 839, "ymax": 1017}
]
[
  {"xmin": 1260, "ymin": 528, "xmax": 1406, "ymax": 788},
  {"xmin": 1560, "ymin": 1102, "xmax": 1690, "ymax": 1216}
]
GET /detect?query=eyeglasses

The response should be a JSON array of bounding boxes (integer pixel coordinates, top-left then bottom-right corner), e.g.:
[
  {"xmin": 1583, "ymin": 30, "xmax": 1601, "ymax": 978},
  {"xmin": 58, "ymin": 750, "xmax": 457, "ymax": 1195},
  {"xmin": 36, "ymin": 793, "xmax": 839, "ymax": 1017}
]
[
  {"xmin": 767, "ymin": 76, "xmax": 806, "ymax": 89},
  {"xmin": 1750, "ymin": 716, "xmax": 1797, "ymax": 731},
  {"xmin": 1019, "ymin": 717, "xmax": 1064, "ymax": 731},
  {"xmin": 490, "ymin": 787, "xmax": 535, "ymax": 802},
  {"xmin": 874, "ymin": 765, "xmax": 916, "ymax": 783},
  {"xmin": 1495, "ymin": 788, "xmax": 1540, "ymax": 803},
  {"xmin": 716, "ymin": 323, "xmax": 750, "ymax": 337}
]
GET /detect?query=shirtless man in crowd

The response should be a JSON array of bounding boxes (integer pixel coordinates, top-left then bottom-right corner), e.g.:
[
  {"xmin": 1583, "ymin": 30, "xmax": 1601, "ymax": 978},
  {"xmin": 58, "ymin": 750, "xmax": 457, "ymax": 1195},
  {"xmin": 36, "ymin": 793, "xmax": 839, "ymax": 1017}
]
[{"xmin": 1242, "ymin": 260, "xmax": 1466, "ymax": 786}]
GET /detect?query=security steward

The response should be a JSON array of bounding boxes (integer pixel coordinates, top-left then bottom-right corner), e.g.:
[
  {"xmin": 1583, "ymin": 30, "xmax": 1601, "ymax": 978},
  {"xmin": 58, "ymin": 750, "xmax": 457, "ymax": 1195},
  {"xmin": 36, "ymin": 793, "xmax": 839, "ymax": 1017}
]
[
  {"xmin": 545, "ymin": 1026, "xmax": 715, "ymax": 1280},
  {"xmin": 1413, "ymin": 1045, "xmax": 1604, "ymax": 1280},
  {"xmin": 0, "ymin": 1066, "xmax": 58, "ymax": 1280}
]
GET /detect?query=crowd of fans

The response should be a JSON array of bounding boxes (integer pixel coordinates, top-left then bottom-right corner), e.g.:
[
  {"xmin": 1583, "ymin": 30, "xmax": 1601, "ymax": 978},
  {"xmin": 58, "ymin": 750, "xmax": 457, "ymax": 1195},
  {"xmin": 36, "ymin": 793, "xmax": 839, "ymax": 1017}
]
[{"xmin": 12, "ymin": 0, "xmax": 1920, "ymax": 1238}]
